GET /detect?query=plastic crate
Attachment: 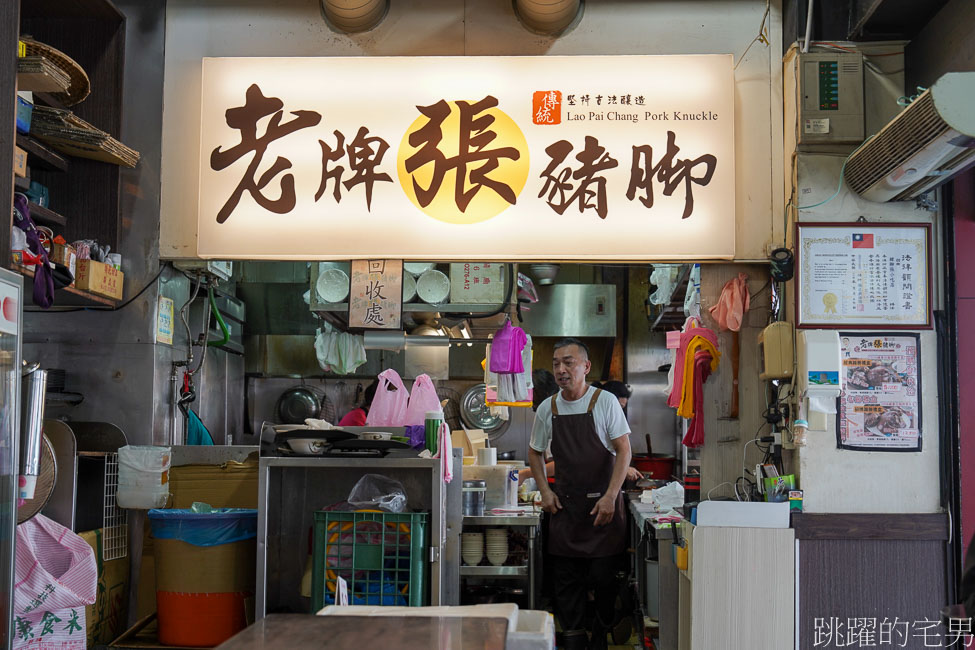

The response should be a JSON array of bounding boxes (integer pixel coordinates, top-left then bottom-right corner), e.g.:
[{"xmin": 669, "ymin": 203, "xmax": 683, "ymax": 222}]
[{"xmin": 311, "ymin": 510, "xmax": 428, "ymax": 611}]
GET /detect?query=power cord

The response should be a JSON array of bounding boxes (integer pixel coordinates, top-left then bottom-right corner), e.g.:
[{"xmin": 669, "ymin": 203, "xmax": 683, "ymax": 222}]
[{"xmin": 26, "ymin": 262, "xmax": 169, "ymax": 313}]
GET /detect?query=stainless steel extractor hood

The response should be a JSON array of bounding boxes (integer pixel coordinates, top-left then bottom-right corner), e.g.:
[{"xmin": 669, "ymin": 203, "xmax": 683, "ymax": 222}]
[{"xmin": 518, "ymin": 284, "xmax": 616, "ymax": 337}]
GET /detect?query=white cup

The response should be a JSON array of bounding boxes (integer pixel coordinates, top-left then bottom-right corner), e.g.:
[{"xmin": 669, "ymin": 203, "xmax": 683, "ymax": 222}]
[{"xmin": 477, "ymin": 447, "xmax": 497, "ymax": 466}]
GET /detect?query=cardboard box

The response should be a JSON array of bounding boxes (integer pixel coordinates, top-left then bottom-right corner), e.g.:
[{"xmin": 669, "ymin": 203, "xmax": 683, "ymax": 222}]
[
  {"xmin": 80, "ymin": 529, "xmax": 130, "ymax": 647},
  {"xmin": 136, "ymin": 455, "xmax": 259, "ymax": 620},
  {"xmin": 166, "ymin": 454, "xmax": 259, "ymax": 509},
  {"xmin": 449, "ymin": 263, "xmax": 505, "ymax": 304},
  {"xmin": 49, "ymin": 242, "xmax": 77, "ymax": 285},
  {"xmin": 13, "ymin": 145, "xmax": 27, "ymax": 178},
  {"xmin": 76, "ymin": 259, "xmax": 124, "ymax": 300}
]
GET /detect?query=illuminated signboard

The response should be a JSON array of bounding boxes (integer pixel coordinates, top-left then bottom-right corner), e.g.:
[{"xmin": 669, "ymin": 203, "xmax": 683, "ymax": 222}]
[{"xmin": 198, "ymin": 55, "xmax": 735, "ymax": 260}]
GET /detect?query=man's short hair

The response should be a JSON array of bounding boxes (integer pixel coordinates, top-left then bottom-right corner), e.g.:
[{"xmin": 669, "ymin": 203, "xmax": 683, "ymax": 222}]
[{"xmin": 553, "ymin": 337, "xmax": 589, "ymax": 360}]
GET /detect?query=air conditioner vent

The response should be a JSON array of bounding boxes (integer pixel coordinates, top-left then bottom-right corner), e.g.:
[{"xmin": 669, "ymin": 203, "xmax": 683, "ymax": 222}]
[{"xmin": 843, "ymin": 72, "xmax": 975, "ymax": 202}]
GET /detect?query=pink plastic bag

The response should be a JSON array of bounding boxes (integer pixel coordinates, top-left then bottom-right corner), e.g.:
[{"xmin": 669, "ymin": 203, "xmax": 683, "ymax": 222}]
[
  {"xmin": 365, "ymin": 368, "xmax": 409, "ymax": 426},
  {"xmin": 13, "ymin": 514, "xmax": 97, "ymax": 649},
  {"xmin": 709, "ymin": 272, "xmax": 750, "ymax": 332},
  {"xmin": 404, "ymin": 374, "xmax": 442, "ymax": 426}
]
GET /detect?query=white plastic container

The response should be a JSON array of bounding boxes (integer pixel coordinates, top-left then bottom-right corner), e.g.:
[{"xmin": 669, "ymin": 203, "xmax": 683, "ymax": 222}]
[
  {"xmin": 508, "ymin": 610, "xmax": 556, "ymax": 650},
  {"xmin": 117, "ymin": 445, "xmax": 172, "ymax": 509}
]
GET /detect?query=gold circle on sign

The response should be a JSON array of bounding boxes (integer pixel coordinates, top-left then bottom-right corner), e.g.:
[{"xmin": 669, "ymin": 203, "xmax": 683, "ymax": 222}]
[{"xmin": 397, "ymin": 101, "xmax": 530, "ymax": 224}]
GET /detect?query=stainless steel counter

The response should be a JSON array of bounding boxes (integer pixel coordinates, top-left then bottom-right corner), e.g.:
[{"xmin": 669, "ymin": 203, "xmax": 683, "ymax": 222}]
[
  {"xmin": 628, "ymin": 498, "xmax": 681, "ymax": 650},
  {"xmin": 216, "ymin": 614, "xmax": 506, "ymax": 650}
]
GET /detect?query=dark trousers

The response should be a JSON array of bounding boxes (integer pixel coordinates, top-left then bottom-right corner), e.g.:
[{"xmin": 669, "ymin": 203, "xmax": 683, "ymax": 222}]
[{"xmin": 551, "ymin": 553, "xmax": 623, "ymax": 642}]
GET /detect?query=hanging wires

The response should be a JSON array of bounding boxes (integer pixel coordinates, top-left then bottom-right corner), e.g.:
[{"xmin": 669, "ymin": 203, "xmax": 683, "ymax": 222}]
[
  {"xmin": 734, "ymin": 0, "xmax": 771, "ymax": 70},
  {"xmin": 178, "ymin": 274, "xmax": 203, "ymax": 369},
  {"xmin": 801, "ymin": 0, "xmax": 814, "ymax": 53},
  {"xmin": 707, "ymin": 481, "xmax": 740, "ymax": 501},
  {"xmin": 796, "ymin": 135, "xmax": 875, "ymax": 210}
]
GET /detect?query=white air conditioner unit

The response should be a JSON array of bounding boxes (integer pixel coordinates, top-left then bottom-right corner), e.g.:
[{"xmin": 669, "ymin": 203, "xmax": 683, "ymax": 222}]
[{"xmin": 844, "ymin": 72, "xmax": 975, "ymax": 202}]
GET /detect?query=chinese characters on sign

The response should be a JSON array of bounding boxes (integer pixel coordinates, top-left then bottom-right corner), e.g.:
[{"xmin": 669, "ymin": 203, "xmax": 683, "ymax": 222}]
[
  {"xmin": 198, "ymin": 56, "xmax": 735, "ymax": 260},
  {"xmin": 812, "ymin": 615, "xmax": 972, "ymax": 648},
  {"xmin": 209, "ymin": 88, "xmax": 719, "ymax": 225},
  {"xmin": 797, "ymin": 224, "xmax": 930, "ymax": 328},
  {"xmin": 837, "ymin": 334, "xmax": 921, "ymax": 452},
  {"xmin": 349, "ymin": 259, "xmax": 402, "ymax": 329}
]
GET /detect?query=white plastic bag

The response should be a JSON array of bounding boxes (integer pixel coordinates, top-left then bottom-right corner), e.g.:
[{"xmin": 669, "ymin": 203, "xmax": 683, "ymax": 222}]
[
  {"xmin": 404, "ymin": 374, "xmax": 442, "ymax": 426},
  {"xmin": 13, "ymin": 515, "xmax": 97, "ymax": 649},
  {"xmin": 118, "ymin": 445, "xmax": 172, "ymax": 509},
  {"xmin": 365, "ymin": 368, "xmax": 409, "ymax": 426},
  {"xmin": 347, "ymin": 474, "xmax": 407, "ymax": 513},
  {"xmin": 649, "ymin": 481, "xmax": 685, "ymax": 511}
]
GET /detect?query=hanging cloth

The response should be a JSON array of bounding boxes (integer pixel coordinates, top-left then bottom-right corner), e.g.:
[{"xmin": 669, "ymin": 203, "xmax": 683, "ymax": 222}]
[
  {"xmin": 681, "ymin": 350, "xmax": 715, "ymax": 448},
  {"xmin": 676, "ymin": 334, "xmax": 721, "ymax": 419},
  {"xmin": 709, "ymin": 272, "xmax": 750, "ymax": 332},
  {"xmin": 667, "ymin": 319, "xmax": 719, "ymax": 408}
]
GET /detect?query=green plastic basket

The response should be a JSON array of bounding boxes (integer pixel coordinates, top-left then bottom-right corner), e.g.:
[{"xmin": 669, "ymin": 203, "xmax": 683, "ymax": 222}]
[{"xmin": 311, "ymin": 510, "xmax": 428, "ymax": 611}]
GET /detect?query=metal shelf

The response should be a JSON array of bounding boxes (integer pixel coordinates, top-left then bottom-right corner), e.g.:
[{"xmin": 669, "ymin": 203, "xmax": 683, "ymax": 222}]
[
  {"xmin": 459, "ymin": 565, "xmax": 528, "ymax": 577},
  {"xmin": 314, "ymin": 302, "xmax": 505, "ymax": 314},
  {"xmin": 463, "ymin": 514, "xmax": 541, "ymax": 527}
]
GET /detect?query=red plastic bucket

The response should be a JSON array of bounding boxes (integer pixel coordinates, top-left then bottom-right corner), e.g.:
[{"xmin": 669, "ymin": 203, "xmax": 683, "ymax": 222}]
[
  {"xmin": 156, "ymin": 591, "xmax": 249, "ymax": 647},
  {"xmin": 632, "ymin": 455, "xmax": 677, "ymax": 480}
]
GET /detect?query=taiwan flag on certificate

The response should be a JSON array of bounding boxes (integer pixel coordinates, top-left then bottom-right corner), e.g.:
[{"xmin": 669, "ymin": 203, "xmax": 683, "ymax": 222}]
[{"xmin": 852, "ymin": 233, "xmax": 874, "ymax": 248}]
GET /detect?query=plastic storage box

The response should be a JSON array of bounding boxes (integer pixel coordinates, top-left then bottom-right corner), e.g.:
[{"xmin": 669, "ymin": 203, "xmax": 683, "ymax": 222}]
[{"xmin": 311, "ymin": 510, "xmax": 428, "ymax": 611}]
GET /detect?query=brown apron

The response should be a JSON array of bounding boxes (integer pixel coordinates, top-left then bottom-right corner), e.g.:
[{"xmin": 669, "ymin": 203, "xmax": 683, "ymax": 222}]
[{"xmin": 548, "ymin": 389, "xmax": 627, "ymax": 558}]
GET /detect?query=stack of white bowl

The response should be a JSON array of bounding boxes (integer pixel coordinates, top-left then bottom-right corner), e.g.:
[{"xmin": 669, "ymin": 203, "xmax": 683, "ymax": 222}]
[
  {"xmin": 485, "ymin": 528, "xmax": 508, "ymax": 566},
  {"xmin": 461, "ymin": 532, "xmax": 484, "ymax": 566}
]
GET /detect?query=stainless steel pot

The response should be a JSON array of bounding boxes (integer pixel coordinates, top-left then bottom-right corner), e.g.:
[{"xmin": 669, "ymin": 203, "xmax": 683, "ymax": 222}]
[{"xmin": 275, "ymin": 385, "xmax": 322, "ymax": 424}]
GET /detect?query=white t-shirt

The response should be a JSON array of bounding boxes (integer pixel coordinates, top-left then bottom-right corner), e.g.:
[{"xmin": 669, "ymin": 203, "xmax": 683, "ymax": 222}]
[{"xmin": 529, "ymin": 386, "xmax": 631, "ymax": 455}]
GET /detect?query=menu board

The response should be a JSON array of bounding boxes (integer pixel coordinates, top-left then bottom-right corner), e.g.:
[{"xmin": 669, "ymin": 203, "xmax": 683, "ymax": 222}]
[
  {"xmin": 796, "ymin": 223, "xmax": 930, "ymax": 328},
  {"xmin": 349, "ymin": 259, "xmax": 402, "ymax": 329},
  {"xmin": 837, "ymin": 333, "xmax": 921, "ymax": 452}
]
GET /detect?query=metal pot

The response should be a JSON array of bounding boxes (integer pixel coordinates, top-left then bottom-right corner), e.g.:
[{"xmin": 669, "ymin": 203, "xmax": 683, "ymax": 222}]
[
  {"xmin": 631, "ymin": 454, "xmax": 677, "ymax": 480},
  {"xmin": 275, "ymin": 385, "xmax": 323, "ymax": 424},
  {"xmin": 460, "ymin": 383, "xmax": 510, "ymax": 440}
]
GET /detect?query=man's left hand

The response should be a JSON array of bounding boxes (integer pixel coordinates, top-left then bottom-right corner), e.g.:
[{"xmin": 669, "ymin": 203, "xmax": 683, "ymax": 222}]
[{"xmin": 590, "ymin": 494, "xmax": 616, "ymax": 526}]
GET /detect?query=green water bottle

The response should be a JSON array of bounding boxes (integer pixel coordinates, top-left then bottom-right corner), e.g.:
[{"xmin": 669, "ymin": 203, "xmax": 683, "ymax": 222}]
[{"xmin": 424, "ymin": 410, "xmax": 443, "ymax": 454}]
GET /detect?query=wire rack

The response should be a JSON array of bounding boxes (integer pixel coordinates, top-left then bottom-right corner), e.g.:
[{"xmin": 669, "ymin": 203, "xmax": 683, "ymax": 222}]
[{"xmin": 102, "ymin": 452, "xmax": 127, "ymax": 561}]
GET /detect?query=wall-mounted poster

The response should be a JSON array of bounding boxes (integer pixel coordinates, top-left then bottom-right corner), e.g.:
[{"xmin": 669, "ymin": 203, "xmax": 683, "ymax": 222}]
[
  {"xmin": 796, "ymin": 222, "xmax": 931, "ymax": 329},
  {"xmin": 837, "ymin": 333, "xmax": 921, "ymax": 452},
  {"xmin": 349, "ymin": 259, "xmax": 402, "ymax": 329}
]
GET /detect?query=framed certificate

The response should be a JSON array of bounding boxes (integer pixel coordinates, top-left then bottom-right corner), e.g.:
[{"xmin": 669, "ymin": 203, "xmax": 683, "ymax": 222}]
[{"xmin": 795, "ymin": 222, "xmax": 931, "ymax": 329}]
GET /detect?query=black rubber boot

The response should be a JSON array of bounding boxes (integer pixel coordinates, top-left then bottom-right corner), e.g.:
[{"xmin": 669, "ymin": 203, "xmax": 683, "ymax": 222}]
[
  {"xmin": 588, "ymin": 626, "xmax": 608, "ymax": 650},
  {"xmin": 562, "ymin": 629, "xmax": 589, "ymax": 650}
]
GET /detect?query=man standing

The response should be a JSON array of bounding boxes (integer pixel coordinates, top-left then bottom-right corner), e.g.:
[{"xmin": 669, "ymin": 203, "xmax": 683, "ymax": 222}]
[{"xmin": 529, "ymin": 338, "xmax": 632, "ymax": 650}]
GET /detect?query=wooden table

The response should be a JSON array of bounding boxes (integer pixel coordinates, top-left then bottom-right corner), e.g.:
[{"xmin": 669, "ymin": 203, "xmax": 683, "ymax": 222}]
[{"xmin": 217, "ymin": 614, "xmax": 508, "ymax": 650}]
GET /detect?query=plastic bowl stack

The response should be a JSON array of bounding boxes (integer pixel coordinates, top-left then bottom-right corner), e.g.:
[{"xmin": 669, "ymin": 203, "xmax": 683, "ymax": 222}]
[
  {"xmin": 485, "ymin": 528, "xmax": 508, "ymax": 566},
  {"xmin": 461, "ymin": 532, "xmax": 484, "ymax": 566}
]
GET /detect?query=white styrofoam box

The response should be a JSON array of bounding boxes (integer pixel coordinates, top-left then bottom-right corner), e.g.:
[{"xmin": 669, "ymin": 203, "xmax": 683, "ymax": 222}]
[
  {"xmin": 508, "ymin": 610, "xmax": 556, "ymax": 650},
  {"xmin": 695, "ymin": 501, "xmax": 790, "ymax": 528}
]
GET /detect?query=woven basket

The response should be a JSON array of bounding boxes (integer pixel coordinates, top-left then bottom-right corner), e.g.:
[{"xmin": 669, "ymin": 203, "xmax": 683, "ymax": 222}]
[{"xmin": 20, "ymin": 37, "xmax": 90, "ymax": 106}]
